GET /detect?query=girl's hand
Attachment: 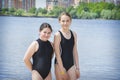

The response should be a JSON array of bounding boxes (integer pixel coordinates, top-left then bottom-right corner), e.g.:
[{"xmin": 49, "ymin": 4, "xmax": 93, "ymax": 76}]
[
  {"xmin": 60, "ymin": 68, "xmax": 69, "ymax": 80},
  {"xmin": 76, "ymin": 68, "xmax": 80, "ymax": 79}
]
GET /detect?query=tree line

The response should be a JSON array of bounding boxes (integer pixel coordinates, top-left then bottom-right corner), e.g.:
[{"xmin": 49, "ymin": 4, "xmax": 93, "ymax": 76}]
[{"xmin": 0, "ymin": 2, "xmax": 120, "ymax": 19}]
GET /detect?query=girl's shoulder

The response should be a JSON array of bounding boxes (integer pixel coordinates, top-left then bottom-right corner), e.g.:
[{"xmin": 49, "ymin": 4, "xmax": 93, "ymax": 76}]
[
  {"xmin": 54, "ymin": 31, "xmax": 61, "ymax": 42},
  {"xmin": 30, "ymin": 40, "xmax": 38, "ymax": 47},
  {"xmin": 54, "ymin": 31, "xmax": 61, "ymax": 38},
  {"xmin": 70, "ymin": 30, "xmax": 77, "ymax": 39},
  {"xmin": 55, "ymin": 31, "xmax": 60, "ymax": 36},
  {"xmin": 70, "ymin": 30, "xmax": 77, "ymax": 35},
  {"xmin": 31, "ymin": 40, "xmax": 39, "ymax": 52}
]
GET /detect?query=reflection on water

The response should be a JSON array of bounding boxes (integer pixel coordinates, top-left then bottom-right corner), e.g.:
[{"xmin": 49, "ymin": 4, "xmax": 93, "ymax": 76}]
[{"xmin": 0, "ymin": 16, "xmax": 120, "ymax": 80}]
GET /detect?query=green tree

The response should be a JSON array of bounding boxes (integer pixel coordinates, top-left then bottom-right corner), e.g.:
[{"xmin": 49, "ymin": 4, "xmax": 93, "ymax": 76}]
[
  {"xmin": 1, "ymin": 8, "xmax": 9, "ymax": 15},
  {"xmin": 69, "ymin": 9, "xmax": 77, "ymax": 18},
  {"xmin": 29, "ymin": 7, "xmax": 36, "ymax": 14},
  {"xmin": 15, "ymin": 9, "xmax": 24, "ymax": 16},
  {"xmin": 48, "ymin": 6, "xmax": 65, "ymax": 17},
  {"xmin": 38, "ymin": 8, "xmax": 46, "ymax": 14},
  {"xmin": 101, "ymin": 9, "xmax": 112, "ymax": 19},
  {"xmin": 66, "ymin": 6, "xmax": 73, "ymax": 13},
  {"xmin": 9, "ymin": 8, "xmax": 16, "ymax": 15}
]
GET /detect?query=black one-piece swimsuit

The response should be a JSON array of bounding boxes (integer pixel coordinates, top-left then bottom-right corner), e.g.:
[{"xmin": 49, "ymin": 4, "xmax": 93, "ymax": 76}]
[
  {"xmin": 32, "ymin": 39, "xmax": 53, "ymax": 79},
  {"xmin": 55, "ymin": 30, "xmax": 74, "ymax": 71}
]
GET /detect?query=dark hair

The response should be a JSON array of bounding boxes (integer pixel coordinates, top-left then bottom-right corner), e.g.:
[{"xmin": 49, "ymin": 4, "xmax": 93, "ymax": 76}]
[
  {"xmin": 39, "ymin": 23, "xmax": 52, "ymax": 32},
  {"xmin": 58, "ymin": 12, "xmax": 72, "ymax": 21}
]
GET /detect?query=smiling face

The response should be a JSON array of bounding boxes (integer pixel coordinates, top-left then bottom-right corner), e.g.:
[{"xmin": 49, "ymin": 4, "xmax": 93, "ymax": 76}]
[
  {"xmin": 39, "ymin": 27, "xmax": 52, "ymax": 41},
  {"xmin": 39, "ymin": 23, "xmax": 52, "ymax": 41}
]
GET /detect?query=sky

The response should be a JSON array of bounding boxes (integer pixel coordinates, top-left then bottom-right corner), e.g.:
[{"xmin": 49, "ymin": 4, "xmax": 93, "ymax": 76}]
[{"xmin": 36, "ymin": 0, "xmax": 46, "ymax": 8}]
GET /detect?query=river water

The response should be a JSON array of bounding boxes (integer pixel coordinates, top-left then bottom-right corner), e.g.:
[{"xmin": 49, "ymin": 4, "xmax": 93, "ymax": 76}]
[{"xmin": 0, "ymin": 16, "xmax": 120, "ymax": 80}]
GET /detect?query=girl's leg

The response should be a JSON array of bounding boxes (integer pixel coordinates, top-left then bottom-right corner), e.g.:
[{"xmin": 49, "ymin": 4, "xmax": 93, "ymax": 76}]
[
  {"xmin": 32, "ymin": 70, "xmax": 43, "ymax": 80},
  {"xmin": 67, "ymin": 65, "xmax": 77, "ymax": 80},
  {"xmin": 54, "ymin": 64, "xmax": 63, "ymax": 80},
  {"xmin": 45, "ymin": 72, "xmax": 52, "ymax": 80}
]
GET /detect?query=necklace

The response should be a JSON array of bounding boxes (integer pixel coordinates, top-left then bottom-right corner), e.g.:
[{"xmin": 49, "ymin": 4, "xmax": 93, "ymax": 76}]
[
  {"xmin": 63, "ymin": 31, "xmax": 70, "ymax": 35},
  {"xmin": 65, "ymin": 32, "xmax": 70, "ymax": 35},
  {"xmin": 60, "ymin": 29, "xmax": 70, "ymax": 35}
]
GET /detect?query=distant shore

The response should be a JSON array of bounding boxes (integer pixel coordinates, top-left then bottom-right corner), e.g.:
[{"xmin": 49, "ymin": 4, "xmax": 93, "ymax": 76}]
[
  {"xmin": 0, "ymin": 15, "xmax": 57, "ymax": 18},
  {"xmin": 0, "ymin": 15, "xmax": 118, "ymax": 20}
]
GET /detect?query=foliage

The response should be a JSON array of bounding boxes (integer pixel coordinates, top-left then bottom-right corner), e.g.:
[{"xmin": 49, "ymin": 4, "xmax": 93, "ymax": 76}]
[
  {"xmin": 28, "ymin": 7, "xmax": 36, "ymax": 14},
  {"xmin": 66, "ymin": 6, "xmax": 74, "ymax": 13},
  {"xmin": 15, "ymin": 9, "xmax": 24, "ymax": 16},
  {"xmin": 0, "ymin": 2, "xmax": 120, "ymax": 19},
  {"xmin": 101, "ymin": 9, "xmax": 112, "ymax": 19},
  {"xmin": 69, "ymin": 9, "xmax": 77, "ymax": 18},
  {"xmin": 115, "ymin": 9, "xmax": 120, "ymax": 19},
  {"xmin": 38, "ymin": 8, "xmax": 47, "ymax": 14},
  {"xmin": 1, "ymin": 8, "xmax": 9, "ymax": 15},
  {"xmin": 48, "ymin": 6, "xmax": 65, "ymax": 17},
  {"xmin": 9, "ymin": 8, "xmax": 16, "ymax": 15}
]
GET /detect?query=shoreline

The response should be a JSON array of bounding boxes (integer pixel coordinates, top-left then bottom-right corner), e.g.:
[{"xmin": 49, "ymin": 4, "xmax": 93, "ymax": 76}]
[
  {"xmin": 0, "ymin": 15, "xmax": 57, "ymax": 18},
  {"xmin": 0, "ymin": 15, "xmax": 120, "ymax": 20}
]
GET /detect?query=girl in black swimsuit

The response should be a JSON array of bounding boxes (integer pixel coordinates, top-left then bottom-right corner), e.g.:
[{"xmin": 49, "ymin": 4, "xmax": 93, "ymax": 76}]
[
  {"xmin": 54, "ymin": 12, "xmax": 80, "ymax": 80},
  {"xmin": 23, "ymin": 23, "xmax": 54, "ymax": 80}
]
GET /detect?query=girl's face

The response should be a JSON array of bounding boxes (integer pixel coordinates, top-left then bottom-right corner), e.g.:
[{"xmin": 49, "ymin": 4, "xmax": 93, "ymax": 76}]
[
  {"xmin": 39, "ymin": 27, "xmax": 52, "ymax": 41},
  {"xmin": 59, "ymin": 15, "xmax": 71, "ymax": 30}
]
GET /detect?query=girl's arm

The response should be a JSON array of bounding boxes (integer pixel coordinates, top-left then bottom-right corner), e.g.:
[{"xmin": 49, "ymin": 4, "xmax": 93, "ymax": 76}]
[
  {"xmin": 73, "ymin": 32, "xmax": 80, "ymax": 70},
  {"xmin": 23, "ymin": 41, "xmax": 38, "ymax": 71},
  {"xmin": 54, "ymin": 32, "xmax": 65, "ymax": 73},
  {"xmin": 50, "ymin": 42, "xmax": 54, "ymax": 58},
  {"xmin": 73, "ymin": 32, "xmax": 80, "ymax": 78}
]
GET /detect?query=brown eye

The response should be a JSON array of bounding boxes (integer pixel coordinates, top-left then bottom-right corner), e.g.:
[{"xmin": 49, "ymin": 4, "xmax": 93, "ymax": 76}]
[
  {"xmin": 48, "ymin": 32, "xmax": 51, "ymax": 34},
  {"xmin": 62, "ymin": 20, "xmax": 65, "ymax": 22},
  {"xmin": 43, "ymin": 32, "xmax": 47, "ymax": 33},
  {"xmin": 67, "ymin": 20, "xmax": 70, "ymax": 22}
]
